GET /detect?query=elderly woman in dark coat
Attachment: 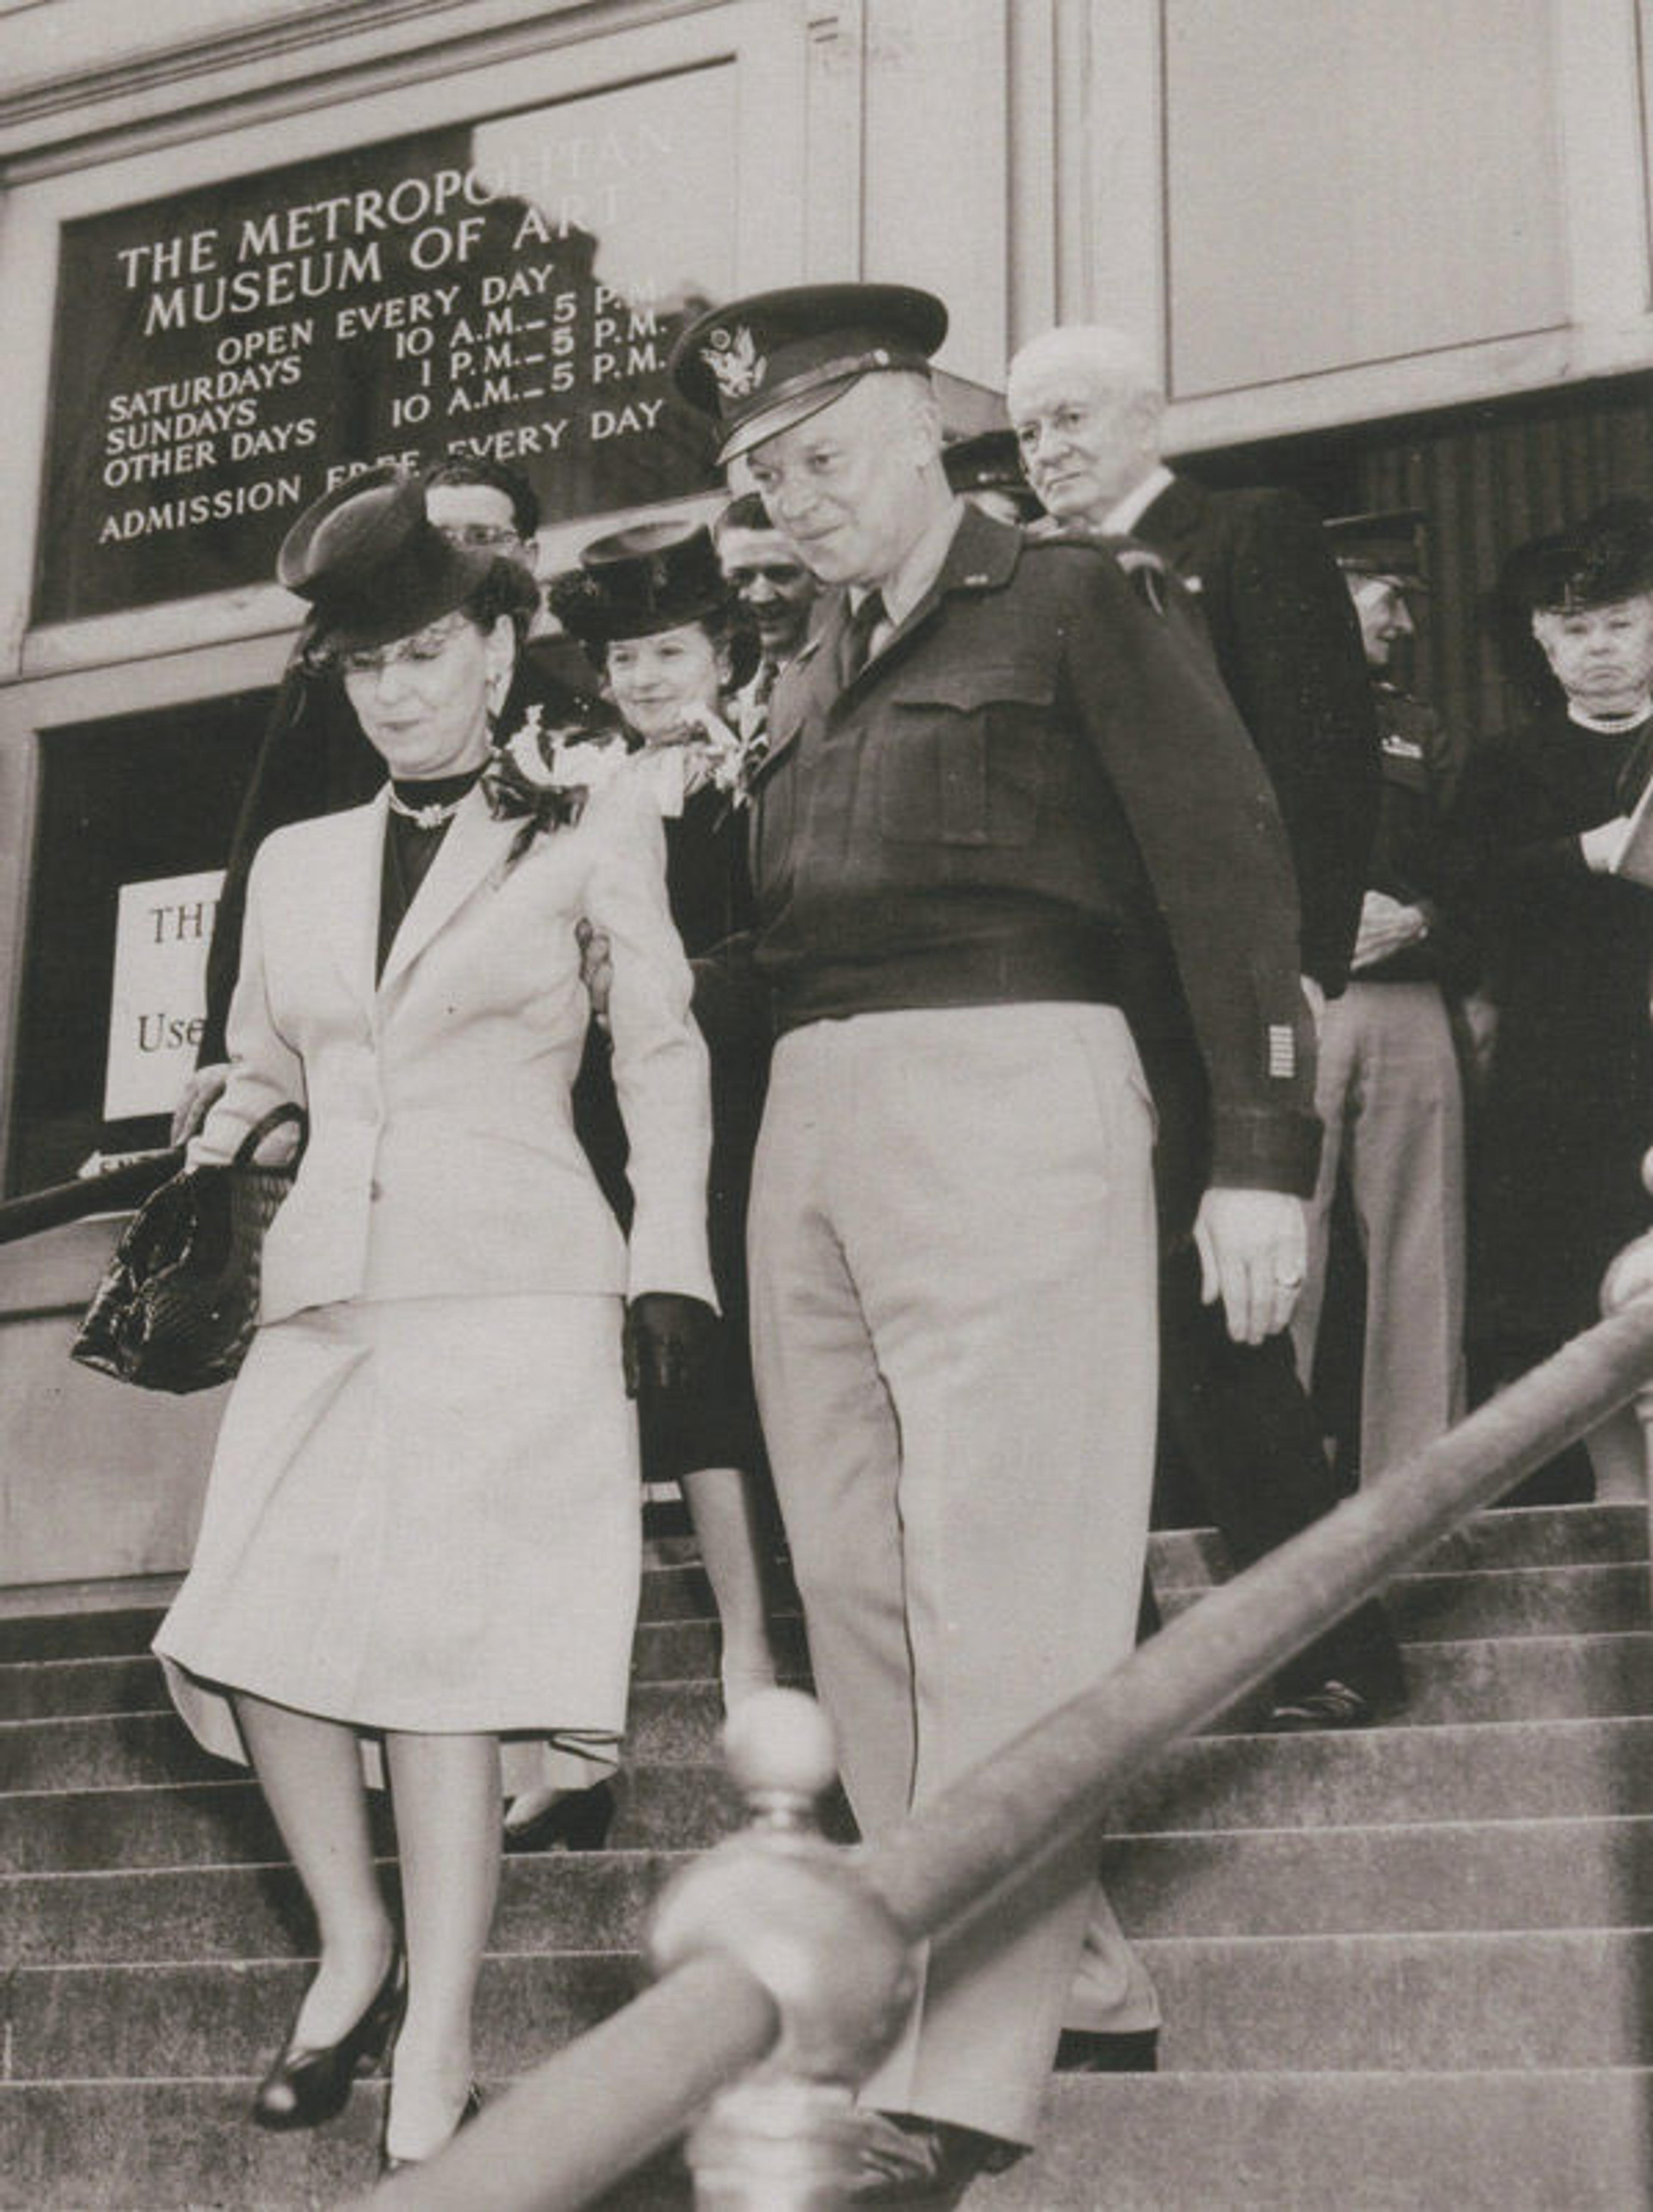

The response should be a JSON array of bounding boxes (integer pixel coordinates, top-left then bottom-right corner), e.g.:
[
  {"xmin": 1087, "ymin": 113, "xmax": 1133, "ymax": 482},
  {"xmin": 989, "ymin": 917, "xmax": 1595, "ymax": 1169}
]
[{"xmin": 1452, "ymin": 503, "xmax": 1653, "ymax": 1496}]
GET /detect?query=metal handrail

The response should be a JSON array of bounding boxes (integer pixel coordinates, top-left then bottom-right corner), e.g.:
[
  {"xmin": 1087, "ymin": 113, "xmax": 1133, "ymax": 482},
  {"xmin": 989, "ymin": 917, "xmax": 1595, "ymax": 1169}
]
[
  {"xmin": 0, "ymin": 1149, "xmax": 180, "ymax": 1247},
  {"xmin": 365, "ymin": 1288, "xmax": 1653, "ymax": 2210}
]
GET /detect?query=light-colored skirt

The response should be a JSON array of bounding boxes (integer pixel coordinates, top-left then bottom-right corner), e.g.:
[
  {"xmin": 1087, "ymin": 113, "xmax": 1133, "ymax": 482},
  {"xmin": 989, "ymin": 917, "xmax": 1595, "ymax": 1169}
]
[{"xmin": 155, "ymin": 1292, "xmax": 640, "ymax": 1791}]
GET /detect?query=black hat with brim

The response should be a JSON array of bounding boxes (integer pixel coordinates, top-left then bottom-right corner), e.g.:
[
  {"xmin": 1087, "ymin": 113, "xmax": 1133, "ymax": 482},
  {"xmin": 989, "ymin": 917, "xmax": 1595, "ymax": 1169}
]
[
  {"xmin": 1506, "ymin": 501, "xmax": 1653, "ymax": 617},
  {"xmin": 669, "ymin": 282, "xmax": 948, "ymax": 464},
  {"xmin": 279, "ymin": 470, "xmax": 496, "ymax": 656},
  {"xmin": 546, "ymin": 518, "xmax": 760, "ymax": 688}
]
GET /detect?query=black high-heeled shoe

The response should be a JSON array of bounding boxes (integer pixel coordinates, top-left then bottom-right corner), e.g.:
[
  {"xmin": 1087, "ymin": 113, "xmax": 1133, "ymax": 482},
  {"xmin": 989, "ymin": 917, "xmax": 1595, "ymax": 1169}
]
[
  {"xmin": 501, "ymin": 1778, "xmax": 616, "ymax": 1854},
  {"xmin": 380, "ymin": 2081, "xmax": 483, "ymax": 2175},
  {"xmin": 251, "ymin": 1946, "xmax": 406, "ymax": 2132}
]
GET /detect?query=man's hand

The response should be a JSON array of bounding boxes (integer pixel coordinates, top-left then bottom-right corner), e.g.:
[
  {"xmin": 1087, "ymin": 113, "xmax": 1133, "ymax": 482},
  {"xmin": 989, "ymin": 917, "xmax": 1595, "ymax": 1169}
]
[
  {"xmin": 1193, "ymin": 1186, "xmax": 1309, "ymax": 1346},
  {"xmin": 576, "ymin": 918, "xmax": 614, "ymax": 1029},
  {"xmin": 170, "ymin": 1064, "xmax": 229, "ymax": 1145},
  {"xmin": 622, "ymin": 1293, "xmax": 717, "ymax": 1398},
  {"xmin": 1351, "ymin": 889, "xmax": 1427, "ymax": 971},
  {"xmin": 1580, "ymin": 816, "xmax": 1631, "ymax": 874}
]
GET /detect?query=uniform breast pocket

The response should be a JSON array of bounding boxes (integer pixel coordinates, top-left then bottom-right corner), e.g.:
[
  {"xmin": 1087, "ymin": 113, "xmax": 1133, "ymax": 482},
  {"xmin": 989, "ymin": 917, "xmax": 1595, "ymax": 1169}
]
[{"xmin": 878, "ymin": 664, "xmax": 1055, "ymax": 848}]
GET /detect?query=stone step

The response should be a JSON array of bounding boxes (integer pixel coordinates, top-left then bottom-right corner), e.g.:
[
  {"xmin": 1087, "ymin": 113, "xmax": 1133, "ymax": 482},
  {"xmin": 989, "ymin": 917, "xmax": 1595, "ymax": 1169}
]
[
  {"xmin": 1113, "ymin": 1714, "xmax": 1653, "ymax": 1834},
  {"xmin": 1148, "ymin": 1502, "xmax": 1649, "ymax": 1587},
  {"xmin": 0, "ymin": 1553, "xmax": 753, "ymax": 1666},
  {"xmin": 12, "ymin": 1926, "xmax": 1653, "ymax": 2086},
  {"xmin": 0, "ymin": 2075, "xmax": 692, "ymax": 2211},
  {"xmin": 4, "ymin": 1954, "xmax": 644, "ymax": 2085},
  {"xmin": 0, "ymin": 1766, "xmax": 750, "ymax": 1877},
  {"xmin": 1, "ymin": 1849, "xmax": 686, "ymax": 1969},
  {"xmin": 0, "ymin": 1623, "xmax": 814, "ymax": 1721},
  {"xmin": 7, "ymin": 2067, "xmax": 1647, "ymax": 2212},
  {"xmin": 0, "ymin": 1673, "xmax": 819, "ymax": 1789},
  {"xmin": 1163, "ymin": 1560, "xmax": 1650, "ymax": 1640},
  {"xmin": 1, "ymin": 1504, "xmax": 1640, "ymax": 1666},
  {"xmin": 1102, "ymin": 1812, "xmax": 1653, "ymax": 1939},
  {"xmin": 13, "ymin": 1811, "xmax": 1653, "ymax": 1975},
  {"xmin": 994, "ymin": 2067, "xmax": 1653, "ymax": 2211},
  {"xmin": 8, "ymin": 1627, "xmax": 1653, "ymax": 1738},
  {"xmin": 9, "ymin": 1713, "xmax": 1652, "ymax": 1875}
]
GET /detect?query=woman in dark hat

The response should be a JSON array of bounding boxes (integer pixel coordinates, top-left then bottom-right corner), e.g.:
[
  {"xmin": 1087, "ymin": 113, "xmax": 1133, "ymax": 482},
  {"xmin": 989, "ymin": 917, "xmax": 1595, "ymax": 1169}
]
[
  {"xmin": 1451, "ymin": 500, "xmax": 1653, "ymax": 1495},
  {"xmin": 500, "ymin": 519, "xmax": 777, "ymax": 1853},
  {"xmin": 151, "ymin": 475, "xmax": 715, "ymax": 2171}
]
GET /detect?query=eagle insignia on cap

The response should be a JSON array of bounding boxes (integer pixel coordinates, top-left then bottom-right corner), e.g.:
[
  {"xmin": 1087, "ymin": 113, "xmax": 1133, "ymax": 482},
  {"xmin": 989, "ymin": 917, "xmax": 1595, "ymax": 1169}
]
[{"xmin": 701, "ymin": 325, "xmax": 766, "ymax": 399}]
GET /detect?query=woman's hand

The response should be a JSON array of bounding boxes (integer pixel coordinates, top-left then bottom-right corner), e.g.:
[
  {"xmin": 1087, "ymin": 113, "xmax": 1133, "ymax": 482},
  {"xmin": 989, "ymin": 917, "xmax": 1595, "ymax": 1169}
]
[
  {"xmin": 170, "ymin": 1064, "xmax": 229, "ymax": 1145},
  {"xmin": 623, "ymin": 1294, "xmax": 717, "ymax": 1396}
]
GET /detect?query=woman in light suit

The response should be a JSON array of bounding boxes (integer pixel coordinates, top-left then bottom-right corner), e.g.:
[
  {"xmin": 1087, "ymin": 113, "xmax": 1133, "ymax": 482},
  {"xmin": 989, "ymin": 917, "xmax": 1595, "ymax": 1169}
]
[{"xmin": 153, "ymin": 474, "xmax": 715, "ymax": 2173}]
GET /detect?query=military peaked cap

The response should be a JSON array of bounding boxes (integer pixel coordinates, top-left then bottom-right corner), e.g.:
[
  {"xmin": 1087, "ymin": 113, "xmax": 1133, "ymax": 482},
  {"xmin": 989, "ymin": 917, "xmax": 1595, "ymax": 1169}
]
[{"xmin": 669, "ymin": 282, "xmax": 948, "ymax": 463}]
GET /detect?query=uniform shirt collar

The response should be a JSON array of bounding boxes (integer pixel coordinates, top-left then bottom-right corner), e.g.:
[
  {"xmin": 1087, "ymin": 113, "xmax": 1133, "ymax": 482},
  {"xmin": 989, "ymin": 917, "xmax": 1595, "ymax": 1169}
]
[
  {"xmin": 1101, "ymin": 461, "xmax": 1176, "ymax": 538},
  {"xmin": 851, "ymin": 496, "xmax": 967, "ymax": 631}
]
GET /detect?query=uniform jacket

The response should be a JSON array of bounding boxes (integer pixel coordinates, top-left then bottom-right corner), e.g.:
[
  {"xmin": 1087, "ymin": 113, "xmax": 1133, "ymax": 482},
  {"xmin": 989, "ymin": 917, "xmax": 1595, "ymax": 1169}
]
[
  {"xmin": 192, "ymin": 773, "xmax": 715, "ymax": 1326},
  {"xmin": 1359, "ymin": 681, "xmax": 1472, "ymax": 987},
  {"xmin": 754, "ymin": 503, "xmax": 1319, "ymax": 1197},
  {"xmin": 1130, "ymin": 475, "xmax": 1380, "ymax": 998}
]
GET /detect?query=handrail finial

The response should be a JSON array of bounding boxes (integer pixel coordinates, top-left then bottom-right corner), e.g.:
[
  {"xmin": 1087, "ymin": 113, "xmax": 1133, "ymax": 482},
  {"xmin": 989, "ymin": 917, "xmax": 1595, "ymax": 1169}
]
[{"xmin": 647, "ymin": 1688, "xmax": 913, "ymax": 2209}]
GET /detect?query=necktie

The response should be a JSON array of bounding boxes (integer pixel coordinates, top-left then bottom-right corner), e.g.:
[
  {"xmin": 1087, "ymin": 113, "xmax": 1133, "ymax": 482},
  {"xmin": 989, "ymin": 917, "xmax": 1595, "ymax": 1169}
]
[{"xmin": 837, "ymin": 591, "xmax": 886, "ymax": 691}]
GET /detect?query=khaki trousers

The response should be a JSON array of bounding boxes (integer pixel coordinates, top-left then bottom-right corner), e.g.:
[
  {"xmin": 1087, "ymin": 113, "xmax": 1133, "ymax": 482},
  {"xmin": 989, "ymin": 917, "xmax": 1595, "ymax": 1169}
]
[
  {"xmin": 748, "ymin": 1003, "xmax": 1159, "ymax": 2145},
  {"xmin": 1291, "ymin": 981, "xmax": 1466, "ymax": 1479}
]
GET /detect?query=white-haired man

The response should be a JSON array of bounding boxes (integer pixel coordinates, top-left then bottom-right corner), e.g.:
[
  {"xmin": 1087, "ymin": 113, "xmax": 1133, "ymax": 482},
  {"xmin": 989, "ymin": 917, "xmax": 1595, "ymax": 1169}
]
[
  {"xmin": 671, "ymin": 285, "xmax": 1319, "ymax": 2201},
  {"xmin": 1008, "ymin": 325, "xmax": 1404, "ymax": 1731}
]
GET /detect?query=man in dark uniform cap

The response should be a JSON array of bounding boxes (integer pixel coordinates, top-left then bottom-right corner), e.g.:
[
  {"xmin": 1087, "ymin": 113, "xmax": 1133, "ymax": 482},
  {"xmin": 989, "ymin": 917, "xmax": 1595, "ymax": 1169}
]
[
  {"xmin": 941, "ymin": 426, "xmax": 1046, "ymax": 526},
  {"xmin": 671, "ymin": 282, "xmax": 1319, "ymax": 2199}
]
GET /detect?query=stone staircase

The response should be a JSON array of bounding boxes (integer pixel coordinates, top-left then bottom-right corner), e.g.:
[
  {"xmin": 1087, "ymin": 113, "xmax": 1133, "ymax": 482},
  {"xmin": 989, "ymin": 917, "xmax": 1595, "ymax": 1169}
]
[{"xmin": 2, "ymin": 1504, "xmax": 1650, "ymax": 2208}]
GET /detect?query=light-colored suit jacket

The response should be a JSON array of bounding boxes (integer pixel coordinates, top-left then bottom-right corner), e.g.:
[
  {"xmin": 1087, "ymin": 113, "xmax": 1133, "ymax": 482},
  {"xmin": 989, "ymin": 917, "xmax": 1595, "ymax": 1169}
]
[{"xmin": 192, "ymin": 773, "xmax": 715, "ymax": 1326}]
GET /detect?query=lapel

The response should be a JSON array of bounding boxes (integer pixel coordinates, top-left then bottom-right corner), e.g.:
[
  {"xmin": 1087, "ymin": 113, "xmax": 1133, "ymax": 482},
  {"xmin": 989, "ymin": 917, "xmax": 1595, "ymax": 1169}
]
[
  {"xmin": 1131, "ymin": 472, "xmax": 1209, "ymax": 579},
  {"xmin": 753, "ymin": 624, "xmax": 837, "ymax": 788},
  {"xmin": 375, "ymin": 784, "xmax": 518, "ymax": 1003},
  {"xmin": 320, "ymin": 789, "xmax": 390, "ymax": 1016}
]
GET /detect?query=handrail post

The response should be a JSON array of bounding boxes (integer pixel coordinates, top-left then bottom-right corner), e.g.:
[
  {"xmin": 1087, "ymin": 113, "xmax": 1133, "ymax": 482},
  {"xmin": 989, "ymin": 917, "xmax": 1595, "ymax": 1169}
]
[{"xmin": 646, "ymin": 1690, "xmax": 915, "ymax": 2210}]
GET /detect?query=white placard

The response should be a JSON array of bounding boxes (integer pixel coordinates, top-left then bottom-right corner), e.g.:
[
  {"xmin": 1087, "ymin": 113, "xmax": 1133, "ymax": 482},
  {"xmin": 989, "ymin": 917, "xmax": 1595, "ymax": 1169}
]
[{"xmin": 103, "ymin": 869, "xmax": 224, "ymax": 1120}]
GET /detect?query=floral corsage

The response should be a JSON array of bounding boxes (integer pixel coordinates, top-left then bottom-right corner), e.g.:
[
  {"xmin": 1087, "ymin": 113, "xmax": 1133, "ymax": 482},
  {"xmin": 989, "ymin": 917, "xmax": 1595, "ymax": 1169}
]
[
  {"xmin": 675, "ymin": 704, "xmax": 766, "ymax": 813},
  {"xmin": 482, "ymin": 706, "xmax": 632, "ymax": 870}
]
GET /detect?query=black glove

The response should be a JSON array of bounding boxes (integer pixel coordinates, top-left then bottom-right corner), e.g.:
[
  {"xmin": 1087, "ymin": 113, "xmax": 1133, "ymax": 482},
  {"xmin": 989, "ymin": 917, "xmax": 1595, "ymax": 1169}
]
[{"xmin": 623, "ymin": 1293, "xmax": 717, "ymax": 1398}]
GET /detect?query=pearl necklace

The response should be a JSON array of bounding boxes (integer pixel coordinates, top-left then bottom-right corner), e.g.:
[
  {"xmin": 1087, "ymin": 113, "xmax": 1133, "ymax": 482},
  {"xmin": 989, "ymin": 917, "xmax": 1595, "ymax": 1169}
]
[
  {"xmin": 387, "ymin": 792, "xmax": 463, "ymax": 830},
  {"xmin": 1569, "ymin": 698, "xmax": 1653, "ymax": 735}
]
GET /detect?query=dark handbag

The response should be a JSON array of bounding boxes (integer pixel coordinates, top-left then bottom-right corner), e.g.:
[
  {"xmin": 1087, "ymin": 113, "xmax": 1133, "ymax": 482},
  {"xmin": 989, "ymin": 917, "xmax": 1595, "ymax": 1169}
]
[{"xmin": 71, "ymin": 1103, "xmax": 307, "ymax": 1394}]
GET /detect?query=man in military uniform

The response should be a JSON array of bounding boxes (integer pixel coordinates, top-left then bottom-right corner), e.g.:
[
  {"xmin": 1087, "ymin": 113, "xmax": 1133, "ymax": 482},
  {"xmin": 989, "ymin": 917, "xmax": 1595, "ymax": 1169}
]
[
  {"xmin": 1291, "ymin": 513, "xmax": 1468, "ymax": 1480},
  {"xmin": 671, "ymin": 285, "xmax": 1319, "ymax": 2200},
  {"xmin": 1007, "ymin": 323, "xmax": 1403, "ymax": 1731}
]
